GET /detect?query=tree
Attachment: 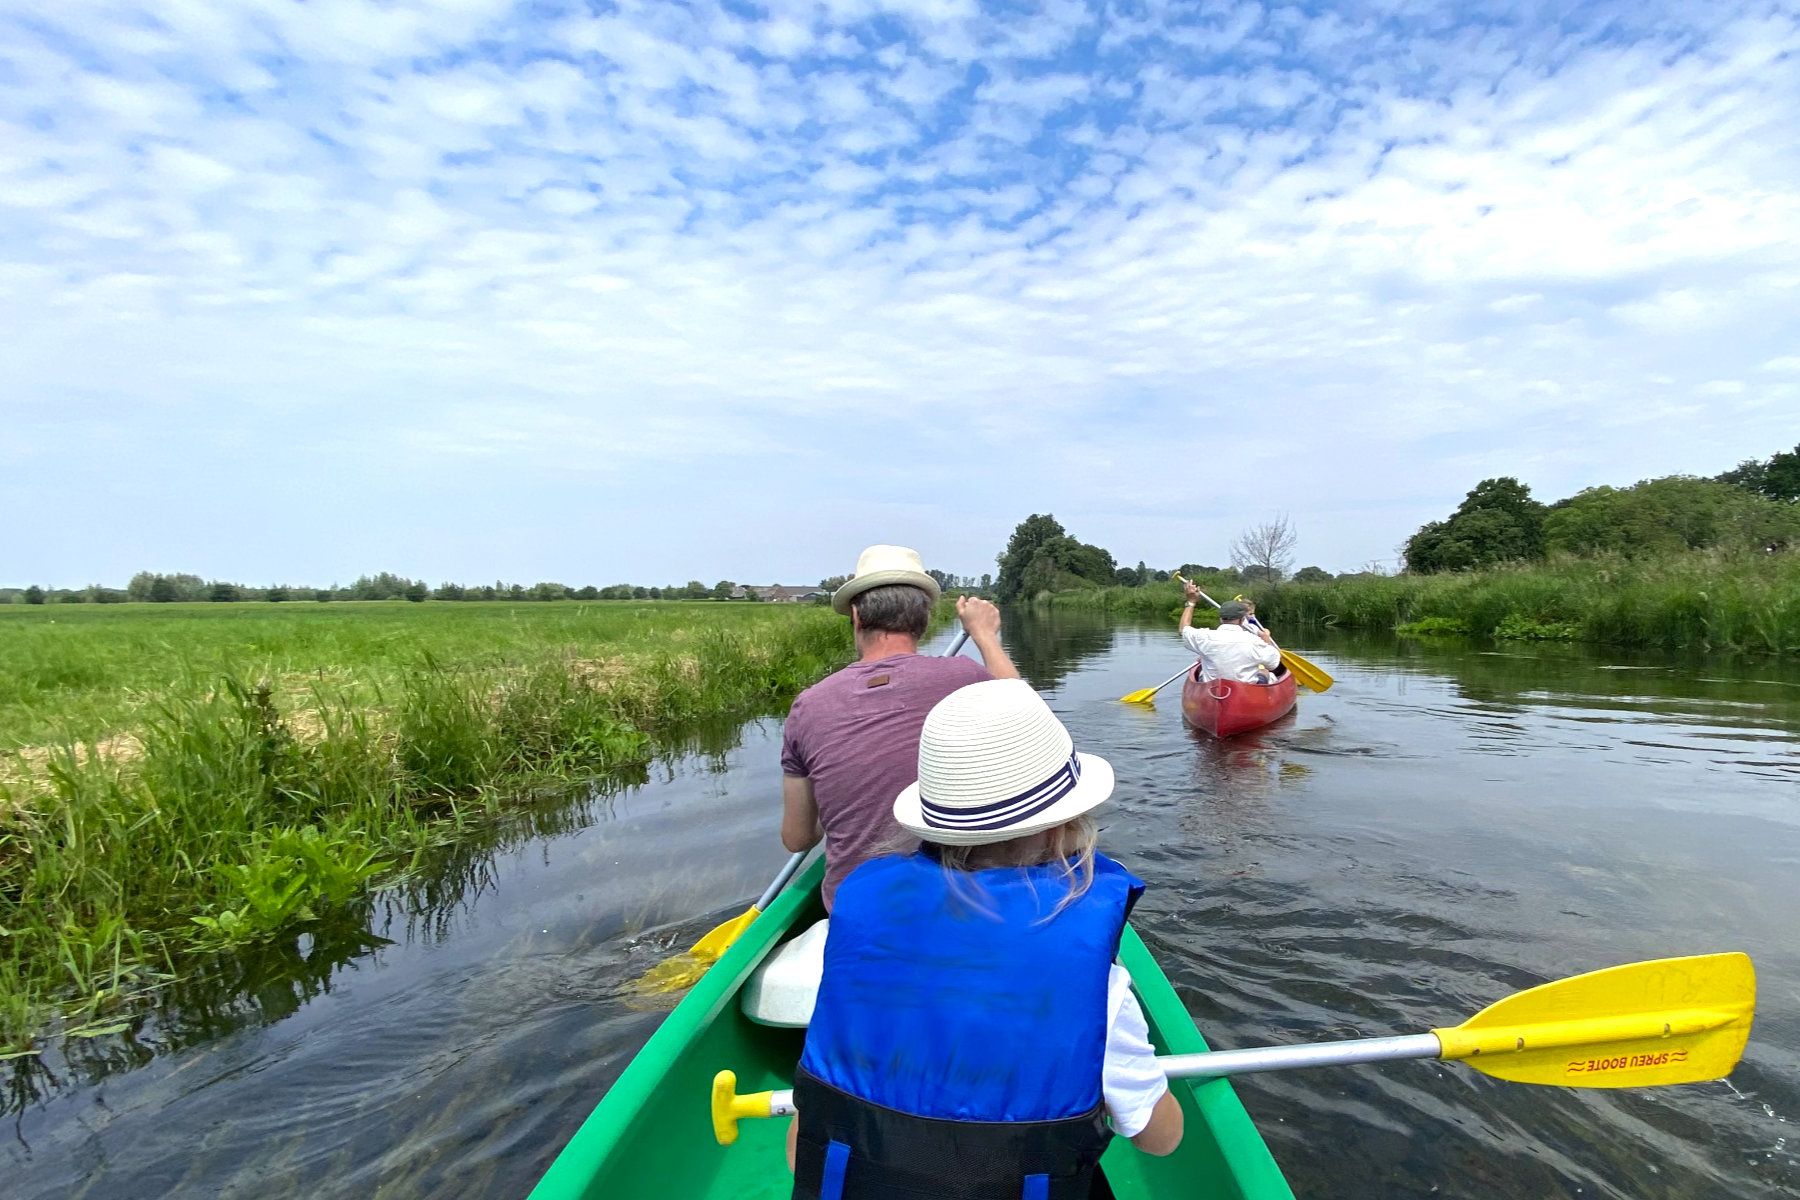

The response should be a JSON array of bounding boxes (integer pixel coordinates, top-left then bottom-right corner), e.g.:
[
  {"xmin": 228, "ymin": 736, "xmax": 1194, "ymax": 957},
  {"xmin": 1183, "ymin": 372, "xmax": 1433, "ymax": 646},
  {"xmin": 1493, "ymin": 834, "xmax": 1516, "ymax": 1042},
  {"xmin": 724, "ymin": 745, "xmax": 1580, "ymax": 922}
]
[
  {"xmin": 632, "ymin": 586, "xmax": 648, "ymax": 599},
  {"xmin": 995, "ymin": 515, "xmax": 1120, "ymax": 600},
  {"xmin": 1719, "ymin": 443, "xmax": 1800, "ymax": 504},
  {"xmin": 209, "ymin": 581, "xmax": 241, "ymax": 602},
  {"xmin": 1404, "ymin": 478, "xmax": 1547, "ymax": 573},
  {"xmin": 995, "ymin": 514, "xmax": 1067, "ymax": 601},
  {"xmin": 1292, "ymin": 565, "xmax": 1331, "ymax": 584},
  {"xmin": 1544, "ymin": 476, "xmax": 1800, "ymax": 557},
  {"xmin": 403, "ymin": 581, "xmax": 429, "ymax": 602},
  {"xmin": 24, "ymin": 585, "xmax": 45, "ymax": 604},
  {"xmin": 1231, "ymin": 513, "xmax": 1298, "ymax": 582},
  {"xmin": 712, "ymin": 580, "xmax": 736, "ymax": 600},
  {"xmin": 267, "ymin": 585, "xmax": 289, "ymax": 602}
]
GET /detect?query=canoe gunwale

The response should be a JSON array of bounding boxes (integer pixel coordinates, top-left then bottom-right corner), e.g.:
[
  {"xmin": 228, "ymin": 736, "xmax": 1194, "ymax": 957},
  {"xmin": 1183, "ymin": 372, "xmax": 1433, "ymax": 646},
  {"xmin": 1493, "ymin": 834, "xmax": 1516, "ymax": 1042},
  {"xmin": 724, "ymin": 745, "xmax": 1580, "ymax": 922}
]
[{"xmin": 527, "ymin": 855, "xmax": 826, "ymax": 1199}]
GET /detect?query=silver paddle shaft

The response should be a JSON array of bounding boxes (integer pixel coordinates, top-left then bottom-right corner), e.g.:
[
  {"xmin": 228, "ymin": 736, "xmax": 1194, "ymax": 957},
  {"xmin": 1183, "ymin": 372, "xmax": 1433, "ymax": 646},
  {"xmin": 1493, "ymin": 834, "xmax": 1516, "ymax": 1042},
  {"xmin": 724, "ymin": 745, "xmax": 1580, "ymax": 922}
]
[
  {"xmin": 1193, "ymin": 585, "xmax": 1269, "ymax": 635},
  {"xmin": 752, "ymin": 1034, "xmax": 1443, "ymax": 1120},
  {"xmin": 753, "ymin": 850, "xmax": 810, "ymax": 912},
  {"xmin": 1160, "ymin": 1033, "xmax": 1442, "ymax": 1080}
]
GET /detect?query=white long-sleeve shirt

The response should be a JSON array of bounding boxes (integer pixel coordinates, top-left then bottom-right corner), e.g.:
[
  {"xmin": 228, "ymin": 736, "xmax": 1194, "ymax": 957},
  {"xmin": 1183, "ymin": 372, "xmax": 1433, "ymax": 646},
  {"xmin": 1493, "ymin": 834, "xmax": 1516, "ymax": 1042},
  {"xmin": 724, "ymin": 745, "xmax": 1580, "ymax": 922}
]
[
  {"xmin": 1180, "ymin": 622, "xmax": 1282, "ymax": 683},
  {"xmin": 1102, "ymin": 964, "xmax": 1169, "ymax": 1136}
]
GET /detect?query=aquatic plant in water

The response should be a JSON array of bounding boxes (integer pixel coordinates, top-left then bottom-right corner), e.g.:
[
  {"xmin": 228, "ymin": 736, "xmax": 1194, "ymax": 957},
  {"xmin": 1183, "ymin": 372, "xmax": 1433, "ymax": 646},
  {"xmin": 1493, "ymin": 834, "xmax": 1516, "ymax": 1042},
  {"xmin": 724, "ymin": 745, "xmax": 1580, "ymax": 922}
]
[{"xmin": 0, "ymin": 603, "xmax": 855, "ymax": 1054}]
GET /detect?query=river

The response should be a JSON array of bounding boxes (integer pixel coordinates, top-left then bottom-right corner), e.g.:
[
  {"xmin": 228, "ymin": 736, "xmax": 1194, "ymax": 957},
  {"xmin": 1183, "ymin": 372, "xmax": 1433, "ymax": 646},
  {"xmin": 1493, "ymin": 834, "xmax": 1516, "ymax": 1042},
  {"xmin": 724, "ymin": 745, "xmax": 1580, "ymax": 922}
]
[{"xmin": 8, "ymin": 614, "xmax": 1799, "ymax": 1198}]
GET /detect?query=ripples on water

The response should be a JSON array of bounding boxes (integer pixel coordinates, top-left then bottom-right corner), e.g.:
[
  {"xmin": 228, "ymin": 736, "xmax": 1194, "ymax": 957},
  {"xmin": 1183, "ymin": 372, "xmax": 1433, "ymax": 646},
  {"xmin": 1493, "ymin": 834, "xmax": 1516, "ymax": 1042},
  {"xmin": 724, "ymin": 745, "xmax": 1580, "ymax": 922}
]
[{"xmin": 7, "ymin": 619, "xmax": 1798, "ymax": 1198}]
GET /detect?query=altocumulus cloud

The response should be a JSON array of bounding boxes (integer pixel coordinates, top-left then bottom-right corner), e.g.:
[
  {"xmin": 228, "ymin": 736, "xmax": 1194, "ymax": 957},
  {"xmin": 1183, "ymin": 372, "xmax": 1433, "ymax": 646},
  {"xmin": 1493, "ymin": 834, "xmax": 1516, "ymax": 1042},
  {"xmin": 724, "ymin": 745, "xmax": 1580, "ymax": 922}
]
[{"xmin": 3, "ymin": 0, "xmax": 1798, "ymax": 585}]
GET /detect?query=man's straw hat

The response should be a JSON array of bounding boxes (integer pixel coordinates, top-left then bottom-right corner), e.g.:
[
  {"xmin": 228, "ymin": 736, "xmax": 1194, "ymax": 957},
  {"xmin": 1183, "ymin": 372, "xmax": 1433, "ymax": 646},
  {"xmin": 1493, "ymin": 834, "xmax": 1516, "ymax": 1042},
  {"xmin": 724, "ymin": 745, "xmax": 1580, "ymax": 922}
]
[
  {"xmin": 894, "ymin": 680, "xmax": 1115, "ymax": 846},
  {"xmin": 831, "ymin": 544, "xmax": 941, "ymax": 616}
]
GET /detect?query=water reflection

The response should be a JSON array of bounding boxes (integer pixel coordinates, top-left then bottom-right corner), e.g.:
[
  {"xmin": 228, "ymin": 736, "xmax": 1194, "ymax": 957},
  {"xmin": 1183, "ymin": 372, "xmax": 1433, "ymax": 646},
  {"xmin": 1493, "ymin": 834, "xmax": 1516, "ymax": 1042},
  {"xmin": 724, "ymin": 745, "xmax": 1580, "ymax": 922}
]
[{"xmin": 997, "ymin": 606, "xmax": 1118, "ymax": 692}]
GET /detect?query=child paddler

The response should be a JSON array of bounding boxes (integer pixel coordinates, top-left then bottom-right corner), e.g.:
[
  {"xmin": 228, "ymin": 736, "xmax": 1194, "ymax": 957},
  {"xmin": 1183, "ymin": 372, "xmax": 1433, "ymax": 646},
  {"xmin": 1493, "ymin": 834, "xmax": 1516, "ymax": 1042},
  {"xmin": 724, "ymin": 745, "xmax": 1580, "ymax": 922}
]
[{"xmin": 787, "ymin": 679, "xmax": 1183, "ymax": 1200}]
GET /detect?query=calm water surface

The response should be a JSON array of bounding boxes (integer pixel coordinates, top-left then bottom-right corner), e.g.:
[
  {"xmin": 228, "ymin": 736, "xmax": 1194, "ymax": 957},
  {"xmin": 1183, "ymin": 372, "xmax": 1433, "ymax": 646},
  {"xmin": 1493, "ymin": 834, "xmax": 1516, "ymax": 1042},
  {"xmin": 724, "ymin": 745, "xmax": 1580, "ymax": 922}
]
[{"xmin": 9, "ymin": 615, "xmax": 1799, "ymax": 1198}]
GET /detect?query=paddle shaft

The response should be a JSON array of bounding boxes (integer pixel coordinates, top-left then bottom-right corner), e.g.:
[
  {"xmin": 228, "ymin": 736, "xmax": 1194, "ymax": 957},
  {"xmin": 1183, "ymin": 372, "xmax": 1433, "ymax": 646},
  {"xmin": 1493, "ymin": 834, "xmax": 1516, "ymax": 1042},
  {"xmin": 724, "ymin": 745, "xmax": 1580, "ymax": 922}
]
[
  {"xmin": 753, "ymin": 851, "xmax": 810, "ymax": 912},
  {"xmin": 1183, "ymin": 580, "xmax": 1265, "ymax": 633},
  {"xmin": 1190, "ymin": 584, "xmax": 1256, "ymax": 630},
  {"xmin": 1162, "ymin": 1034, "xmax": 1441, "ymax": 1080},
  {"xmin": 1143, "ymin": 666, "xmax": 1190, "ymax": 696}
]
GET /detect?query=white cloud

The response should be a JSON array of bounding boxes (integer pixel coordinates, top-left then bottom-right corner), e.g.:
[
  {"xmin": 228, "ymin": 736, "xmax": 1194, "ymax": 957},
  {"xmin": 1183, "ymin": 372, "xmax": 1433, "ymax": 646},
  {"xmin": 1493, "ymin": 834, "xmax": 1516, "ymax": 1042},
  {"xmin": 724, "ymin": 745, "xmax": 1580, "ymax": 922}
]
[{"xmin": 4, "ymin": 1, "xmax": 1800, "ymax": 585}]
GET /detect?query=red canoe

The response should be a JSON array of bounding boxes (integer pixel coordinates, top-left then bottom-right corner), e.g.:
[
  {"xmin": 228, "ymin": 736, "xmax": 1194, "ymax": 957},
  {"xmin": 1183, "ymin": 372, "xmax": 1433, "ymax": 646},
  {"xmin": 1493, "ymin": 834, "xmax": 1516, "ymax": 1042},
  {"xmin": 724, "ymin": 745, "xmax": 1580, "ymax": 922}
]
[{"xmin": 1181, "ymin": 663, "xmax": 1297, "ymax": 737}]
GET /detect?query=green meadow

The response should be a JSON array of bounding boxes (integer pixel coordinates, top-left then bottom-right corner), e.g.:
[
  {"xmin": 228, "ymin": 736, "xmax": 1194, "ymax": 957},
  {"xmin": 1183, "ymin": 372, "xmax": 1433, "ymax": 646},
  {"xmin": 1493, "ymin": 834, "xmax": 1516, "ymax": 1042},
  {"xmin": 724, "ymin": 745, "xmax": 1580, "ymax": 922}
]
[{"xmin": 0, "ymin": 601, "xmax": 853, "ymax": 1053}]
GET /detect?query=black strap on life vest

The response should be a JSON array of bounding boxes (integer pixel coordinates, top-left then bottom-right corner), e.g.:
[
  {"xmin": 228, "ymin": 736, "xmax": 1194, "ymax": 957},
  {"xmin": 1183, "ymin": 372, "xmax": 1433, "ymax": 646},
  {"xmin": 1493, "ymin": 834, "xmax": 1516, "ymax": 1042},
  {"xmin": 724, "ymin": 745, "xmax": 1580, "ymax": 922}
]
[{"xmin": 789, "ymin": 1066, "xmax": 1113, "ymax": 1200}]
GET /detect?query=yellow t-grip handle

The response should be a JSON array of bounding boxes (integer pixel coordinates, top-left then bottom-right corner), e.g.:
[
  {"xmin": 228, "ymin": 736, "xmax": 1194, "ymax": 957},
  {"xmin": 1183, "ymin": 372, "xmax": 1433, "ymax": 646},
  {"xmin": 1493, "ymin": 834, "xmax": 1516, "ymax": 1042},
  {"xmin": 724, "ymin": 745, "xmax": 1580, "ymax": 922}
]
[{"xmin": 710, "ymin": 1070, "xmax": 775, "ymax": 1145}]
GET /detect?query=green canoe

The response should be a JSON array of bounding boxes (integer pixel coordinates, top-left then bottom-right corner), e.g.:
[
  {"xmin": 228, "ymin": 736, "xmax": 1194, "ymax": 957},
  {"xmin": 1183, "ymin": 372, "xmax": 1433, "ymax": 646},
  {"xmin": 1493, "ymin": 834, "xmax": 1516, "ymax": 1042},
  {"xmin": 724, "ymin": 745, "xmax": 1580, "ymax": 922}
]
[{"xmin": 529, "ymin": 858, "xmax": 1294, "ymax": 1199}]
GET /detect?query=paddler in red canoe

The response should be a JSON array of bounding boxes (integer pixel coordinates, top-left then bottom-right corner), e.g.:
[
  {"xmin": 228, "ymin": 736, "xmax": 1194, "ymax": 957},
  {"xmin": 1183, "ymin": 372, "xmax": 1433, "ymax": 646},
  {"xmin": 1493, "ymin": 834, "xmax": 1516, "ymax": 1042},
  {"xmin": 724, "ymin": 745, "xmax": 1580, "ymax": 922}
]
[{"xmin": 1178, "ymin": 580, "xmax": 1281, "ymax": 683}]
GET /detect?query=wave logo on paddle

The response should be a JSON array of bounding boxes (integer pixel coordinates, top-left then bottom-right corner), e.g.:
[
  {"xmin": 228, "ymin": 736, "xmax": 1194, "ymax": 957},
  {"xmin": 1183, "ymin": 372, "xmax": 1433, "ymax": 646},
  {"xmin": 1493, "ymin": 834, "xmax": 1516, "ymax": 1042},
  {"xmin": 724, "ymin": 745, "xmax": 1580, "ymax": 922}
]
[{"xmin": 1565, "ymin": 1049, "xmax": 1687, "ymax": 1075}]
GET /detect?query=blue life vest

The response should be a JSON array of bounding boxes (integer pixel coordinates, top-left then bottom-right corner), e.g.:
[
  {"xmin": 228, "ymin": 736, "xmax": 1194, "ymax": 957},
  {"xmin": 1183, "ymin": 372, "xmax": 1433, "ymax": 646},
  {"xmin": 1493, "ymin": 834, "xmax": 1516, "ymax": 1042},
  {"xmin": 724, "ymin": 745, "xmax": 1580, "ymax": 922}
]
[{"xmin": 792, "ymin": 851, "xmax": 1145, "ymax": 1200}]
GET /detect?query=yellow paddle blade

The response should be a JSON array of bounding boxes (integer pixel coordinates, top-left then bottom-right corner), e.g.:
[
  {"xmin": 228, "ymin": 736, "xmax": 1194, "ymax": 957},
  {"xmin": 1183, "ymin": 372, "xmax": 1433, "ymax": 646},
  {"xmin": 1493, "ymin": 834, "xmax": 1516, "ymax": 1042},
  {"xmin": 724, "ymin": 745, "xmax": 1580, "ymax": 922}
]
[
  {"xmin": 1432, "ymin": 953, "xmax": 1755, "ymax": 1088},
  {"xmin": 624, "ymin": 905, "xmax": 761, "ymax": 996},
  {"xmin": 1119, "ymin": 686, "xmax": 1160, "ymax": 704},
  {"xmin": 1280, "ymin": 649, "xmax": 1334, "ymax": 693},
  {"xmin": 690, "ymin": 907, "xmax": 759, "ymax": 961}
]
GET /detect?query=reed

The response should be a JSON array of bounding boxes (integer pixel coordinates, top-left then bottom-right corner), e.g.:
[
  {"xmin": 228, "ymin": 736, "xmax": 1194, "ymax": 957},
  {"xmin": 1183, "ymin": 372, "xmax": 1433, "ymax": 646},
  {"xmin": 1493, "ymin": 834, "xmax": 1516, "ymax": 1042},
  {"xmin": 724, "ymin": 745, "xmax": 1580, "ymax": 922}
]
[
  {"xmin": 0, "ymin": 602, "xmax": 853, "ymax": 1051},
  {"xmin": 1037, "ymin": 551, "xmax": 1800, "ymax": 655}
]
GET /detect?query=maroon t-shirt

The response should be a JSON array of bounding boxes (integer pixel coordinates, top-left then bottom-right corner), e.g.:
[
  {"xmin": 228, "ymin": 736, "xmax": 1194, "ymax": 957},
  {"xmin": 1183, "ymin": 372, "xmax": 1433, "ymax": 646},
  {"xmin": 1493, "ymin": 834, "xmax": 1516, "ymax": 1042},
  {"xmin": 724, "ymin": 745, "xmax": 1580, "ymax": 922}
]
[{"xmin": 781, "ymin": 653, "xmax": 992, "ymax": 908}]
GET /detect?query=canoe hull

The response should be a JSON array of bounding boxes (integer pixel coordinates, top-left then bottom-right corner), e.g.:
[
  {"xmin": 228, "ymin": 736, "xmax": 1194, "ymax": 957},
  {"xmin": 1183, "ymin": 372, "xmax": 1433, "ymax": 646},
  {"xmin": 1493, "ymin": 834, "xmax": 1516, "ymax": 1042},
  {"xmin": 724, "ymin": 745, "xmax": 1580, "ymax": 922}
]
[
  {"xmin": 1181, "ymin": 666, "xmax": 1297, "ymax": 738},
  {"xmin": 529, "ymin": 856, "xmax": 1293, "ymax": 1200}
]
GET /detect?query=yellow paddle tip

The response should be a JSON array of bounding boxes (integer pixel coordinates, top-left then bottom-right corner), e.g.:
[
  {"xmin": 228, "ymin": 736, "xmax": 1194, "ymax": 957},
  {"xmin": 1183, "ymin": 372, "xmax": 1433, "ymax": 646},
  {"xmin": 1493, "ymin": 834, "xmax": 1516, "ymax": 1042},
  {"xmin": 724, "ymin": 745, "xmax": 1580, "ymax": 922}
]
[{"xmin": 1435, "ymin": 953, "xmax": 1755, "ymax": 1088}]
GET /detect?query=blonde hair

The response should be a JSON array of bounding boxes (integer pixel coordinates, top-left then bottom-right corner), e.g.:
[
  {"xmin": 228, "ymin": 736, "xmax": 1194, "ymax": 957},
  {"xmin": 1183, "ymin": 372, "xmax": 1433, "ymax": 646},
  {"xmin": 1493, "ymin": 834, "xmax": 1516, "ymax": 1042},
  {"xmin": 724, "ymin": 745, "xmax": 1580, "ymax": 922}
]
[{"xmin": 928, "ymin": 814, "xmax": 1099, "ymax": 918}]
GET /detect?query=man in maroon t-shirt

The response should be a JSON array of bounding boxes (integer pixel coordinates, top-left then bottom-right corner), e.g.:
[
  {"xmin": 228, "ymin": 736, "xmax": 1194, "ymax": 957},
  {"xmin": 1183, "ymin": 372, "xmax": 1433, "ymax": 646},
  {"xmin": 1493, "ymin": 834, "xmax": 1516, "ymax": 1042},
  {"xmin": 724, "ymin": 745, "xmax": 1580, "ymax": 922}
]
[{"xmin": 780, "ymin": 545, "xmax": 1019, "ymax": 909}]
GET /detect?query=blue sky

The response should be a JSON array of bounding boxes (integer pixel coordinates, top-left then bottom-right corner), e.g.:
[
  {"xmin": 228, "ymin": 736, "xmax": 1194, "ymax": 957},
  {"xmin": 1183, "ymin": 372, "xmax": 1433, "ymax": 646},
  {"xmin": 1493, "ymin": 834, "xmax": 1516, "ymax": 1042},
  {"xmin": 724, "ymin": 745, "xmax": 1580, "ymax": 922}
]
[{"xmin": 4, "ymin": 0, "xmax": 1798, "ymax": 588}]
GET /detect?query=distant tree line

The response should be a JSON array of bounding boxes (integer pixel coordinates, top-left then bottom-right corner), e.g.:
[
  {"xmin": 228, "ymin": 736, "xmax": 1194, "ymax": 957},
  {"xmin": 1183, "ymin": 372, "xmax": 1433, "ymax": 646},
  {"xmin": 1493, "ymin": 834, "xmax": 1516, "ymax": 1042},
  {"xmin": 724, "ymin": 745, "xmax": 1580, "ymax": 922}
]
[
  {"xmin": 1403, "ymin": 443, "xmax": 1800, "ymax": 574},
  {"xmin": 4, "ymin": 573, "xmax": 875, "ymax": 605},
  {"xmin": 991, "ymin": 513, "xmax": 1347, "ymax": 602}
]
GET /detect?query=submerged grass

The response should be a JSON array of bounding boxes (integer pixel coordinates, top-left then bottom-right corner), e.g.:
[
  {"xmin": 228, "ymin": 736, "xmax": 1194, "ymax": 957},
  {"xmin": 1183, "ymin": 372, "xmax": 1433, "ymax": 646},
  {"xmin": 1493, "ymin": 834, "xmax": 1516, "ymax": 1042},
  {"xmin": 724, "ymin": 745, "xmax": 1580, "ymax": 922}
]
[
  {"xmin": 1038, "ymin": 551, "xmax": 1800, "ymax": 656},
  {"xmin": 0, "ymin": 602, "xmax": 853, "ymax": 1052}
]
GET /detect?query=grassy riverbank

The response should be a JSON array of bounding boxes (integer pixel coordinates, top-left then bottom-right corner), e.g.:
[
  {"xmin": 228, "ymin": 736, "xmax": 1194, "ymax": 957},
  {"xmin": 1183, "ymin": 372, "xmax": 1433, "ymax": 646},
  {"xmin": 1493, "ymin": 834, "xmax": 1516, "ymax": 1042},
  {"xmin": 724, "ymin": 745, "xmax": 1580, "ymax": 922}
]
[
  {"xmin": 0, "ymin": 602, "xmax": 852, "ymax": 1053},
  {"xmin": 1039, "ymin": 551, "xmax": 1800, "ymax": 655}
]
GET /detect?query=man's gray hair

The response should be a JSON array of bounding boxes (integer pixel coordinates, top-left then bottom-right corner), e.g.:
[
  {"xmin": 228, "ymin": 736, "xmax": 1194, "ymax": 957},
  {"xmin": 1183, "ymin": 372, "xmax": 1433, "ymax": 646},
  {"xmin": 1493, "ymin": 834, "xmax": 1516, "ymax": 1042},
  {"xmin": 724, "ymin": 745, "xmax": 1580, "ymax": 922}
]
[{"xmin": 851, "ymin": 583, "xmax": 933, "ymax": 638}]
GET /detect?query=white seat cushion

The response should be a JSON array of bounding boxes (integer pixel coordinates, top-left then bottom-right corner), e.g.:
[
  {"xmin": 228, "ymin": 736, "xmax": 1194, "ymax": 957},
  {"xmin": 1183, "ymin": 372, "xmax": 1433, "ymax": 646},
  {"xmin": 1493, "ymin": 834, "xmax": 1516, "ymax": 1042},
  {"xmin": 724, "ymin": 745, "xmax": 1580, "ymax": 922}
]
[{"xmin": 740, "ymin": 918, "xmax": 829, "ymax": 1027}]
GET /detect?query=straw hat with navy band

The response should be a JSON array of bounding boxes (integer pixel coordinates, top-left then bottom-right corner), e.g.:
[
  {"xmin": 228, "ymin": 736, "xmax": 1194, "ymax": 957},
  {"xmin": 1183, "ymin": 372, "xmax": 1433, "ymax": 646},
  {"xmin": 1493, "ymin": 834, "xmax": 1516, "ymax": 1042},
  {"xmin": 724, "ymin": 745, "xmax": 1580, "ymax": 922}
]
[
  {"xmin": 894, "ymin": 679, "xmax": 1115, "ymax": 847},
  {"xmin": 831, "ymin": 544, "xmax": 942, "ymax": 616}
]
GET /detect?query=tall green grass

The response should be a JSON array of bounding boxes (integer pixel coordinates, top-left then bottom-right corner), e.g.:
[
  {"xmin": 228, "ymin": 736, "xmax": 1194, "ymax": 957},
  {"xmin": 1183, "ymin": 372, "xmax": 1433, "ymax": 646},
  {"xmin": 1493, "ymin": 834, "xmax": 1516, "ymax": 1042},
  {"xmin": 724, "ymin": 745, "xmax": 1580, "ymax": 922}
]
[
  {"xmin": 1041, "ymin": 551, "xmax": 1800, "ymax": 655},
  {"xmin": 0, "ymin": 602, "xmax": 853, "ymax": 1052}
]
